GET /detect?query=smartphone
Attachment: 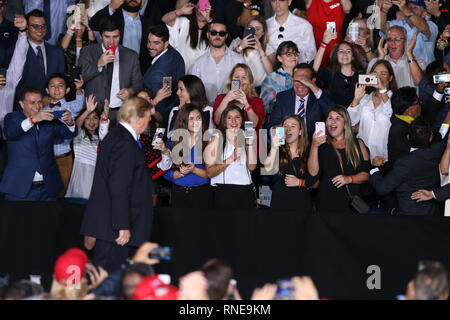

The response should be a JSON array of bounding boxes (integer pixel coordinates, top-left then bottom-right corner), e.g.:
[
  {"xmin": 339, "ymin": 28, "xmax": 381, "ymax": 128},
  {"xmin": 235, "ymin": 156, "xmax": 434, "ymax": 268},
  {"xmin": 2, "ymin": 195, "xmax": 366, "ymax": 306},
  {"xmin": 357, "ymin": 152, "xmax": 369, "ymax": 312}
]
[
  {"xmin": 315, "ymin": 121, "xmax": 325, "ymax": 136},
  {"xmin": 244, "ymin": 121, "xmax": 254, "ymax": 138},
  {"xmin": 243, "ymin": 26, "xmax": 256, "ymax": 39},
  {"xmin": 163, "ymin": 76, "xmax": 172, "ymax": 89},
  {"xmin": 199, "ymin": 0, "xmax": 209, "ymax": 11},
  {"xmin": 149, "ymin": 247, "xmax": 173, "ymax": 261},
  {"xmin": 107, "ymin": 44, "xmax": 117, "ymax": 55},
  {"xmin": 231, "ymin": 80, "xmax": 240, "ymax": 90},
  {"xmin": 433, "ymin": 74, "xmax": 450, "ymax": 84},
  {"xmin": 349, "ymin": 22, "xmax": 359, "ymax": 42},
  {"xmin": 274, "ymin": 279, "xmax": 295, "ymax": 300},
  {"xmin": 276, "ymin": 127, "xmax": 285, "ymax": 145},
  {"xmin": 0, "ymin": 68, "xmax": 6, "ymax": 82},
  {"xmin": 53, "ymin": 110, "xmax": 65, "ymax": 119},
  {"xmin": 152, "ymin": 128, "xmax": 165, "ymax": 147},
  {"xmin": 326, "ymin": 21, "xmax": 336, "ymax": 33},
  {"xmin": 358, "ymin": 74, "xmax": 378, "ymax": 85}
]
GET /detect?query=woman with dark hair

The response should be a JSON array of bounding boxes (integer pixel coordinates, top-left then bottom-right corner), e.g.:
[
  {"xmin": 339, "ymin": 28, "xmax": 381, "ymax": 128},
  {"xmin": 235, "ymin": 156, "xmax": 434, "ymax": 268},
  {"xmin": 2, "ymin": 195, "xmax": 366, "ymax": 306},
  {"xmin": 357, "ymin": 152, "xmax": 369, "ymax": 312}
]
[
  {"xmin": 164, "ymin": 104, "xmax": 213, "ymax": 208},
  {"xmin": 313, "ymin": 29, "xmax": 364, "ymax": 108},
  {"xmin": 264, "ymin": 115, "xmax": 313, "ymax": 212},
  {"xmin": 205, "ymin": 105, "xmax": 257, "ymax": 210},
  {"xmin": 162, "ymin": 0, "xmax": 212, "ymax": 72},
  {"xmin": 231, "ymin": 15, "xmax": 272, "ymax": 87},
  {"xmin": 308, "ymin": 105, "xmax": 370, "ymax": 214},
  {"xmin": 65, "ymin": 95, "xmax": 109, "ymax": 200},
  {"xmin": 260, "ymin": 41, "xmax": 299, "ymax": 114},
  {"xmin": 167, "ymin": 75, "xmax": 214, "ymax": 139},
  {"xmin": 348, "ymin": 60, "xmax": 397, "ymax": 167}
]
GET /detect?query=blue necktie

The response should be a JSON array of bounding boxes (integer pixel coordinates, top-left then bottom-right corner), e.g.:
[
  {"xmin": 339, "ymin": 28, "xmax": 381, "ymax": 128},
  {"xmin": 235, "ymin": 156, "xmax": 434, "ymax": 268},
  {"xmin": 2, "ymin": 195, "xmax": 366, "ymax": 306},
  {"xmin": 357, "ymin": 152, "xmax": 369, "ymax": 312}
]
[
  {"xmin": 296, "ymin": 97, "xmax": 305, "ymax": 118},
  {"xmin": 137, "ymin": 138, "xmax": 142, "ymax": 150},
  {"xmin": 43, "ymin": 0, "xmax": 52, "ymax": 41}
]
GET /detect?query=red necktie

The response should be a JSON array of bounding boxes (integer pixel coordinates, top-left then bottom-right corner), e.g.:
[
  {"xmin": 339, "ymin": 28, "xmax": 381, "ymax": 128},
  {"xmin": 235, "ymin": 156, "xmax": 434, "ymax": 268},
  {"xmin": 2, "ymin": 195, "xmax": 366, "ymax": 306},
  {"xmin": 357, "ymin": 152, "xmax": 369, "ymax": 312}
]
[{"xmin": 49, "ymin": 102, "xmax": 61, "ymax": 108}]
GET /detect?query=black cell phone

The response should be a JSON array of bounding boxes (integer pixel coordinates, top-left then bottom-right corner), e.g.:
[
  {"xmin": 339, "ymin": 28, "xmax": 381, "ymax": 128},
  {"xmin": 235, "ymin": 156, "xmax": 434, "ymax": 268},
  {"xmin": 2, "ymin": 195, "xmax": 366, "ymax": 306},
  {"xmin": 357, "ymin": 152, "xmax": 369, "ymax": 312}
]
[
  {"xmin": 149, "ymin": 247, "xmax": 173, "ymax": 261},
  {"xmin": 0, "ymin": 68, "xmax": 6, "ymax": 78},
  {"xmin": 243, "ymin": 26, "xmax": 256, "ymax": 39},
  {"xmin": 53, "ymin": 110, "xmax": 64, "ymax": 119},
  {"xmin": 67, "ymin": 66, "xmax": 82, "ymax": 85}
]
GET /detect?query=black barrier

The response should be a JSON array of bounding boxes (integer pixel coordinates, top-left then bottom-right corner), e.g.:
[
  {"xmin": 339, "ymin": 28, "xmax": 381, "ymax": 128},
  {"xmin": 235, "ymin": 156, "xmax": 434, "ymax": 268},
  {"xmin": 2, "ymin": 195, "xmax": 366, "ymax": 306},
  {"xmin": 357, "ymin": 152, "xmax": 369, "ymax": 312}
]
[{"xmin": 1, "ymin": 200, "xmax": 450, "ymax": 299}]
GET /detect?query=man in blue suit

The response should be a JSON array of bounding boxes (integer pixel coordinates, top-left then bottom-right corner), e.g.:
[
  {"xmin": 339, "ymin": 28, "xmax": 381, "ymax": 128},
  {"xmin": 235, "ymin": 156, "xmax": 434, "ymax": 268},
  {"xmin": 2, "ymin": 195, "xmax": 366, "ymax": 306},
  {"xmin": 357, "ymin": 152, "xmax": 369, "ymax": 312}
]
[
  {"xmin": 268, "ymin": 63, "xmax": 334, "ymax": 142},
  {"xmin": 143, "ymin": 24, "xmax": 185, "ymax": 124},
  {"xmin": 14, "ymin": 9, "xmax": 66, "ymax": 108},
  {"xmin": 0, "ymin": 87, "xmax": 76, "ymax": 201}
]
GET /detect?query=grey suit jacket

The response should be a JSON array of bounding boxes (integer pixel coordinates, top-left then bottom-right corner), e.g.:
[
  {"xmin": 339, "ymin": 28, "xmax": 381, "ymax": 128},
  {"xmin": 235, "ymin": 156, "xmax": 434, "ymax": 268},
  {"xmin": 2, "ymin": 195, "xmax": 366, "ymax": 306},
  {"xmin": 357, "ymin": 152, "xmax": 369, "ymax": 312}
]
[{"xmin": 79, "ymin": 44, "xmax": 143, "ymax": 111}]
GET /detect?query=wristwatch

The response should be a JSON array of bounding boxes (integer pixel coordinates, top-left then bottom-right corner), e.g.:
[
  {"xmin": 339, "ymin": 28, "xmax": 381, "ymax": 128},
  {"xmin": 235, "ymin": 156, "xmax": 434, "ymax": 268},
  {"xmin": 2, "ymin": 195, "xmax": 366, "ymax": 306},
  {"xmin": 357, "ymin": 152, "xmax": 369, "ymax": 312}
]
[
  {"xmin": 379, "ymin": 88, "xmax": 388, "ymax": 94},
  {"xmin": 407, "ymin": 57, "xmax": 416, "ymax": 63}
]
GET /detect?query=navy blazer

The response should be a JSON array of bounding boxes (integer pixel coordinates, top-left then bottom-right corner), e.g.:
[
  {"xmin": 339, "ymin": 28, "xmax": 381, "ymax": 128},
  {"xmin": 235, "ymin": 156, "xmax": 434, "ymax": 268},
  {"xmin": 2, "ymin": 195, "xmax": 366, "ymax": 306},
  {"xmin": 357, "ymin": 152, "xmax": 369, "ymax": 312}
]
[
  {"xmin": 15, "ymin": 43, "xmax": 66, "ymax": 102},
  {"xmin": 80, "ymin": 124, "xmax": 154, "ymax": 247},
  {"xmin": 143, "ymin": 47, "xmax": 185, "ymax": 120},
  {"xmin": 268, "ymin": 88, "xmax": 334, "ymax": 142},
  {"xmin": 0, "ymin": 112, "xmax": 77, "ymax": 198}
]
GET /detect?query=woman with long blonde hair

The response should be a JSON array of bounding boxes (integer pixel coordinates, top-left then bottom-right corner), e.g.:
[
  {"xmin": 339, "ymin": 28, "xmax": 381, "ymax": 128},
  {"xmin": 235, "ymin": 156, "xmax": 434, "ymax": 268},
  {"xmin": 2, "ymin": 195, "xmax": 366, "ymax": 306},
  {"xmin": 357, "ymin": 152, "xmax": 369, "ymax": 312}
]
[
  {"xmin": 265, "ymin": 115, "xmax": 313, "ymax": 212},
  {"xmin": 308, "ymin": 105, "xmax": 370, "ymax": 213}
]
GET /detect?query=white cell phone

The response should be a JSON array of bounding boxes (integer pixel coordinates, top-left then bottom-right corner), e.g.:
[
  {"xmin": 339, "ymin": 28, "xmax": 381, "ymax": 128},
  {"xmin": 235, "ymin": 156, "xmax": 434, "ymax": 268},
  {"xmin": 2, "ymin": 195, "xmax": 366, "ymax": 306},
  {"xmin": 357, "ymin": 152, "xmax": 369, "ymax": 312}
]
[
  {"xmin": 315, "ymin": 122, "xmax": 325, "ymax": 136},
  {"xmin": 163, "ymin": 76, "xmax": 172, "ymax": 89},
  {"xmin": 276, "ymin": 127, "xmax": 285, "ymax": 145},
  {"xmin": 326, "ymin": 21, "xmax": 336, "ymax": 33},
  {"xmin": 152, "ymin": 128, "xmax": 165, "ymax": 146},
  {"xmin": 244, "ymin": 121, "xmax": 253, "ymax": 138},
  {"xmin": 349, "ymin": 22, "xmax": 359, "ymax": 42}
]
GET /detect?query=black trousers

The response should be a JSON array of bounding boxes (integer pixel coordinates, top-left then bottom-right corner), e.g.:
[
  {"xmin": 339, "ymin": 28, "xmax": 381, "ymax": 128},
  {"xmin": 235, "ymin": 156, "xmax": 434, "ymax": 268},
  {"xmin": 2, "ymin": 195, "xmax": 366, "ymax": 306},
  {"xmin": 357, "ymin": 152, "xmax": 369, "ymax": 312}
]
[
  {"xmin": 92, "ymin": 239, "xmax": 131, "ymax": 273},
  {"xmin": 213, "ymin": 184, "xmax": 255, "ymax": 210},
  {"xmin": 171, "ymin": 184, "xmax": 214, "ymax": 208}
]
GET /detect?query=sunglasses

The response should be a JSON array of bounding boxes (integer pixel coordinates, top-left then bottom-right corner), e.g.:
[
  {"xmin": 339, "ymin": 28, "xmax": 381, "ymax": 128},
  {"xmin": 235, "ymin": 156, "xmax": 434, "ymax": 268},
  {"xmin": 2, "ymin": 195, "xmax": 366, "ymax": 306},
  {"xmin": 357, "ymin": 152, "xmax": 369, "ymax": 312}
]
[{"xmin": 209, "ymin": 30, "xmax": 227, "ymax": 37}]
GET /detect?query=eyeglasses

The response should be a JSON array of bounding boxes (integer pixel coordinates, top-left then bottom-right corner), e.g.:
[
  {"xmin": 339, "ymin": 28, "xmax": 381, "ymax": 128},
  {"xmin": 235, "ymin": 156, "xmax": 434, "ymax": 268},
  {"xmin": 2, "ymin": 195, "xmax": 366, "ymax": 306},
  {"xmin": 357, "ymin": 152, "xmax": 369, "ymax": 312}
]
[
  {"xmin": 209, "ymin": 30, "xmax": 227, "ymax": 37},
  {"xmin": 386, "ymin": 37, "xmax": 405, "ymax": 42},
  {"xmin": 280, "ymin": 52, "xmax": 299, "ymax": 58},
  {"xmin": 29, "ymin": 24, "xmax": 47, "ymax": 30}
]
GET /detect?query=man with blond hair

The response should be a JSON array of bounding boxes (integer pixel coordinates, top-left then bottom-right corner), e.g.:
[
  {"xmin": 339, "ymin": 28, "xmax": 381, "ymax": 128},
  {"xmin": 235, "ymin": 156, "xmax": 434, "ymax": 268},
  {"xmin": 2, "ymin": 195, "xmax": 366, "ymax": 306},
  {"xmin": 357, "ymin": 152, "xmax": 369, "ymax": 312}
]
[{"xmin": 81, "ymin": 96, "xmax": 155, "ymax": 272}]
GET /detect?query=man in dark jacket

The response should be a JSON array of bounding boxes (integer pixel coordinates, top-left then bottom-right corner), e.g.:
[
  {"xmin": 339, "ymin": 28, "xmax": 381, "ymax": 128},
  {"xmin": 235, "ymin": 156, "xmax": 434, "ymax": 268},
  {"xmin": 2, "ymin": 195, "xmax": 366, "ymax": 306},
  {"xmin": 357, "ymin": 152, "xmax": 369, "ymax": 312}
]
[{"xmin": 80, "ymin": 96, "xmax": 154, "ymax": 272}]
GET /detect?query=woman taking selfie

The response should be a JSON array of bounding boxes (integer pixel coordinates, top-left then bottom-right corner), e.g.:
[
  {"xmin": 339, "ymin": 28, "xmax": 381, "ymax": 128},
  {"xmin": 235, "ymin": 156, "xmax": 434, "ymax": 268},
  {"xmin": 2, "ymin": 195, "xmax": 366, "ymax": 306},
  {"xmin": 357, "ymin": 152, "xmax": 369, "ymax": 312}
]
[
  {"xmin": 264, "ymin": 115, "xmax": 313, "ymax": 212},
  {"xmin": 308, "ymin": 105, "xmax": 370, "ymax": 214},
  {"xmin": 347, "ymin": 60, "xmax": 397, "ymax": 167},
  {"xmin": 205, "ymin": 105, "xmax": 257, "ymax": 210},
  {"xmin": 164, "ymin": 103, "xmax": 212, "ymax": 208}
]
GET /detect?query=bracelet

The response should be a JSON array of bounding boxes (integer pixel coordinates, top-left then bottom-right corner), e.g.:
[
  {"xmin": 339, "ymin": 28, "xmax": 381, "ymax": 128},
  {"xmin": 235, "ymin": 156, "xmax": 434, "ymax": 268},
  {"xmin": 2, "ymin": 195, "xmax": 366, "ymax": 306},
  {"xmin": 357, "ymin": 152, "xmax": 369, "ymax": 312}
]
[
  {"xmin": 245, "ymin": 105, "xmax": 253, "ymax": 112},
  {"xmin": 349, "ymin": 176, "xmax": 354, "ymax": 184},
  {"xmin": 101, "ymin": 117, "xmax": 108, "ymax": 122},
  {"xmin": 175, "ymin": 10, "xmax": 180, "ymax": 17},
  {"xmin": 320, "ymin": 43, "xmax": 327, "ymax": 49},
  {"xmin": 408, "ymin": 57, "xmax": 416, "ymax": 63},
  {"xmin": 321, "ymin": 41, "xmax": 329, "ymax": 48},
  {"xmin": 29, "ymin": 117, "xmax": 36, "ymax": 125},
  {"xmin": 236, "ymin": 44, "xmax": 242, "ymax": 52},
  {"xmin": 243, "ymin": 1, "xmax": 252, "ymax": 9},
  {"xmin": 298, "ymin": 179, "xmax": 305, "ymax": 187}
]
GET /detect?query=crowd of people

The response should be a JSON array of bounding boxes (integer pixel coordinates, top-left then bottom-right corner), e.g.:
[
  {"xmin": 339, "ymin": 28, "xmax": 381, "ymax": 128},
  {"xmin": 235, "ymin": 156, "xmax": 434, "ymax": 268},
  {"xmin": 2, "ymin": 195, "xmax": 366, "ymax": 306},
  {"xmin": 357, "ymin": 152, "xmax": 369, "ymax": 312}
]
[{"xmin": 1, "ymin": 0, "xmax": 450, "ymax": 300}]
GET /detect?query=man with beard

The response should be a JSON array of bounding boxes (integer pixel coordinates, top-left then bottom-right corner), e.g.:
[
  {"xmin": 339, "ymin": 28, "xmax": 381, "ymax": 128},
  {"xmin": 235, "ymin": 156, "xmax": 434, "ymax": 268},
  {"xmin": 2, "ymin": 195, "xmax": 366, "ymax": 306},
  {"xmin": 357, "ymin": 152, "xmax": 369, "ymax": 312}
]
[
  {"xmin": 90, "ymin": 0, "xmax": 152, "ymax": 72},
  {"xmin": 191, "ymin": 21, "xmax": 245, "ymax": 105},
  {"xmin": 142, "ymin": 24, "xmax": 184, "ymax": 123}
]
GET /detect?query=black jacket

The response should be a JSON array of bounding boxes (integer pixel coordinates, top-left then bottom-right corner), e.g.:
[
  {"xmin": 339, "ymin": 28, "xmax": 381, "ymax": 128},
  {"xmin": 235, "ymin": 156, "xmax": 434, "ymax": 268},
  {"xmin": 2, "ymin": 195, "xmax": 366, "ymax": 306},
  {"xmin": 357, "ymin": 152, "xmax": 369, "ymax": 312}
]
[
  {"xmin": 80, "ymin": 124, "xmax": 154, "ymax": 247},
  {"xmin": 371, "ymin": 141, "xmax": 446, "ymax": 216}
]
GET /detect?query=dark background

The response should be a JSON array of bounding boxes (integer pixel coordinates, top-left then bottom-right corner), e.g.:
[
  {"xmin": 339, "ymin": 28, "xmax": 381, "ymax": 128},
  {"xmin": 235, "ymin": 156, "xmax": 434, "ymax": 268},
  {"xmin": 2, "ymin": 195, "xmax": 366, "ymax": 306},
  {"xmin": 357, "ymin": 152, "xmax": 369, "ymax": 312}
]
[{"xmin": 1, "ymin": 201, "xmax": 450, "ymax": 299}]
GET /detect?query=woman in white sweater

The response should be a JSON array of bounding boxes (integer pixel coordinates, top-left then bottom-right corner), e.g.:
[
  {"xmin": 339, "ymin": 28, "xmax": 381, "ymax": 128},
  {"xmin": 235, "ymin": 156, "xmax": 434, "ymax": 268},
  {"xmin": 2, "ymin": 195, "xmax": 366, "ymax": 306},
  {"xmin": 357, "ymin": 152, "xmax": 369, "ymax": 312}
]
[{"xmin": 347, "ymin": 60, "xmax": 398, "ymax": 167}]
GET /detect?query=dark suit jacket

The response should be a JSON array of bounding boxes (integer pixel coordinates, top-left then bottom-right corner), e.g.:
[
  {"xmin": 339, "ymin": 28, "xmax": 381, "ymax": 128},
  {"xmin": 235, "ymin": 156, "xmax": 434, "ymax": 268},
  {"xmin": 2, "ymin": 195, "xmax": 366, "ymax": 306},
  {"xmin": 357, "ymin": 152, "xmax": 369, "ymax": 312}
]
[
  {"xmin": 370, "ymin": 141, "xmax": 446, "ymax": 216},
  {"xmin": 15, "ymin": 43, "xmax": 66, "ymax": 106},
  {"xmin": 80, "ymin": 124, "xmax": 154, "ymax": 248},
  {"xmin": 434, "ymin": 183, "xmax": 450, "ymax": 202},
  {"xmin": 268, "ymin": 88, "xmax": 333, "ymax": 142},
  {"xmin": 386, "ymin": 116, "xmax": 411, "ymax": 173},
  {"xmin": 0, "ymin": 112, "xmax": 76, "ymax": 198},
  {"xmin": 143, "ymin": 46, "xmax": 185, "ymax": 119},
  {"xmin": 89, "ymin": 5, "xmax": 151, "ymax": 73},
  {"xmin": 79, "ymin": 44, "xmax": 143, "ymax": 111}
]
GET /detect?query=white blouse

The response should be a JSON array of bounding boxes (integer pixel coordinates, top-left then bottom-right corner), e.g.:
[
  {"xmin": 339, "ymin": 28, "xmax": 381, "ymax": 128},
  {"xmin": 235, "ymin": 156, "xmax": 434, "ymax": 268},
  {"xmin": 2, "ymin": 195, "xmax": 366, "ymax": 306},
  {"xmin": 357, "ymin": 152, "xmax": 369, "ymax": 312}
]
[
  {"xmin": 210, "ymin": 139, "xmax": 252, "ymax": 186},
  {"xmin": 347, "ymin": 91, "xmax": 393, "ymax": 161},
  {"xmin": 167, "ymin": 17, "xmax": 209, "ymax": 73}
]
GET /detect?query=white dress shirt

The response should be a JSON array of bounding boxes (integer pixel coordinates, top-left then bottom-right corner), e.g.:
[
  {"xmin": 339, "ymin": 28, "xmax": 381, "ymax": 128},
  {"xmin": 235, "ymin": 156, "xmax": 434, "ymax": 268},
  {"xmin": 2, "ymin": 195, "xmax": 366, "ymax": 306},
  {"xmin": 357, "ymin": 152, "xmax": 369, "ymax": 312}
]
[
  {"xmin": 191, "ymin": 48, "xmax": 245, "ymax": 105},
  {"xmin": 347, "ymin": 91, "xmax": 393, "ymax": 161},
  {"xmin": 266, "ymin": 12, "xmax": 317, "ymax": 63}
]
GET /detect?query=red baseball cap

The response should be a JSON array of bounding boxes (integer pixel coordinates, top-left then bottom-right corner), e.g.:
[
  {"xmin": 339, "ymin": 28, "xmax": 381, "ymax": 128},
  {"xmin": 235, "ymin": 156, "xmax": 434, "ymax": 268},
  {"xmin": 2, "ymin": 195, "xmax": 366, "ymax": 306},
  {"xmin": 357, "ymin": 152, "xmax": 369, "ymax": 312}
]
[
  {"xmin": 133, "ymin": 275, "xmax": 179, "ymax": 300},
  {"xmin": 53, "ymin": 248, "xmax": 88, "ymax": 286}
]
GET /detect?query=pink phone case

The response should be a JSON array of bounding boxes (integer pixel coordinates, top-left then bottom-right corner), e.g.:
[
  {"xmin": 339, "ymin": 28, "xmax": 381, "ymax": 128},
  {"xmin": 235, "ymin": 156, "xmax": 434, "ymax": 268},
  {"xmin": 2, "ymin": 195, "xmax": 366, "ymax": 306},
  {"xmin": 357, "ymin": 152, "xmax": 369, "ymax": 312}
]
[{"xmin": 199, "ymin": 0, "xmax": 209, "ymax": 11}]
